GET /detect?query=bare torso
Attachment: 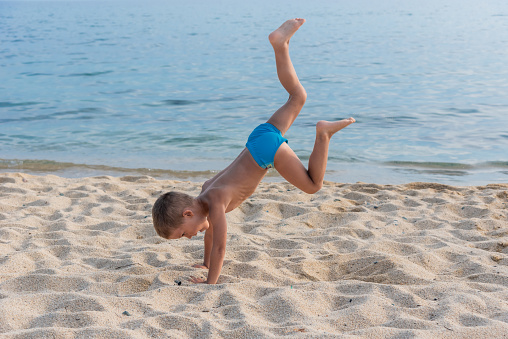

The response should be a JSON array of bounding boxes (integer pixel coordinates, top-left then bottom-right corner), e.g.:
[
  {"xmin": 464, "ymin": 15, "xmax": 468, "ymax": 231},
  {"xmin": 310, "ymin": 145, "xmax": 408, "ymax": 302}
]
[{"xmin": 199, "ymin": 148, "xmax": 267, "ymax": 212}]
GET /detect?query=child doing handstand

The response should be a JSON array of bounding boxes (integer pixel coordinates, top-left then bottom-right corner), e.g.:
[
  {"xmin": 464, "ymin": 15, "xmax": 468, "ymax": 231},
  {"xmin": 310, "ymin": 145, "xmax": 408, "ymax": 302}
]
[{"xmin": 152, "ymin": 18, "xmax": 355, "ymax": 284}]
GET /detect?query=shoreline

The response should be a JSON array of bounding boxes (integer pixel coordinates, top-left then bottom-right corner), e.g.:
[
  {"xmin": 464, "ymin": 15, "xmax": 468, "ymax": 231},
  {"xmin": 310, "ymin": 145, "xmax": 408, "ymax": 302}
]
[
  {"xmin": 2, "ymin": 157, "xmax": 508, "ymax": 186},
  {"xmin": 1, "ymin": 172, "xmax": 507, "ymax": 337}
]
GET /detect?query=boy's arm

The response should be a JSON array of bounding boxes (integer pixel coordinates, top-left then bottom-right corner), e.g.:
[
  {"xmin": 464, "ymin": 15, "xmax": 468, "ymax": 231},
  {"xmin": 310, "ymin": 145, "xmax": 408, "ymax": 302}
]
[
  {"xmin": 202, "ymin": 221, "xmax": 213, "ymax": 268},
  {"xmin": 192, "ymin": 225, "xmax": 213, "ymax": 269},
  {"xmin": 205, "ymin": 206, "xmax": 227, "ymax": 284}
]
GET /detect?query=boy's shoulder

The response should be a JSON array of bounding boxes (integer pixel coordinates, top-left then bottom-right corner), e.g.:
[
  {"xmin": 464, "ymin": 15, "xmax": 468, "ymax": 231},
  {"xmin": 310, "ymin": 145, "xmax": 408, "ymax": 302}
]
[
  {"xmin": 200, "ymin": 186, "xmax": 230, "ymax": 207},
  {"xmin": 200, "ymin": 183, "xmax": 242, "ymax": 215}
]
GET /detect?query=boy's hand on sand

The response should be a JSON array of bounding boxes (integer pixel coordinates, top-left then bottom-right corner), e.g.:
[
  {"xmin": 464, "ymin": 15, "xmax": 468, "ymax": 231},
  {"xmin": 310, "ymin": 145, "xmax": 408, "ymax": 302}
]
[
  {"xmin": 192, "ymin": 264, "xmax": 208, "ymax": 269},
  {"xmin": 189, "ymin": 276, "xmax": 206, "ymax": 284}
]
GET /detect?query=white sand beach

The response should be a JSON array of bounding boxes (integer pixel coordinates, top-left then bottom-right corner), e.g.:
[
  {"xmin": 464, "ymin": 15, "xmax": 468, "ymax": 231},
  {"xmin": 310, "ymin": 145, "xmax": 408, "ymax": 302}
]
[{"xmin": 0, "ymin": 172, "xmax": 507, "ymax": 338}]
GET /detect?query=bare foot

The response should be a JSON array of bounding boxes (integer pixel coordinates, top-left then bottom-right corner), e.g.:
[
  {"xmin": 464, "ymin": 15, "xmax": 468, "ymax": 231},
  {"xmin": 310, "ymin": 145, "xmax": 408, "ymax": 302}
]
[
  {"xmin": 316, "ymin": 118, "xmax": 356, "ymax": 139},
  {"xmin": 269, "ymin": 18, "xmax": 306, "ymax": 48}
]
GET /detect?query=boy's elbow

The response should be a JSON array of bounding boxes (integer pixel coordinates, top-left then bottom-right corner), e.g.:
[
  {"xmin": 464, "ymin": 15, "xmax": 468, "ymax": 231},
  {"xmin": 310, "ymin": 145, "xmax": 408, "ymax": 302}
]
[
  {"xmin": 217, "ymin": 247, "xmax": 227, "ymax": 256},
  {"xmin": 213, "ymin": 244, "xmax": 227, "ymax": 256}
]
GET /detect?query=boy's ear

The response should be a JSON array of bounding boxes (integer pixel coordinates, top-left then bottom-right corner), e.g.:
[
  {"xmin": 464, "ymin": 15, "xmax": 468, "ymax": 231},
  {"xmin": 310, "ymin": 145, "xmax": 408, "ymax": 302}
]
[{"xmin": 183, "ymin": 209, "xmax": 194, "ymax": 217}]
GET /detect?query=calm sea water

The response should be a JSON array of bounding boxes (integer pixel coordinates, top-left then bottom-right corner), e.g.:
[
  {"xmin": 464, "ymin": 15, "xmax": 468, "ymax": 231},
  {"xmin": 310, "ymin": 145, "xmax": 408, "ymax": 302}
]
[{"xmin": 1, "ymin": 0, "xmax": 508, "ymax": 184}]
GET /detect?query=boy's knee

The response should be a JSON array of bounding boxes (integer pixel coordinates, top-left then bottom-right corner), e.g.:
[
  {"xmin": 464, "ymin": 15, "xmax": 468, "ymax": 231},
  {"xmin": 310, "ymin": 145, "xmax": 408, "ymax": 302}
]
[
  {"xmin": 290, "ymin": 87, "xmax": 307, "ymax": 106},
  {"xmin": 300, "ymin": 90, "xmax": 307, "ymax": 104},
  {"xmin": 304, "ymin": 182, "xmax": 322, "ymax": 194}
]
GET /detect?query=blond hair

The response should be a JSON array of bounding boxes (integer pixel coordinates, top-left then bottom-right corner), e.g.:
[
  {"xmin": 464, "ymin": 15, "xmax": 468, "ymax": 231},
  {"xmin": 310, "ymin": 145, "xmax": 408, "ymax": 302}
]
[{"xmin": 152, "ymin": 191, "xmax": 194, "ymax": 238}]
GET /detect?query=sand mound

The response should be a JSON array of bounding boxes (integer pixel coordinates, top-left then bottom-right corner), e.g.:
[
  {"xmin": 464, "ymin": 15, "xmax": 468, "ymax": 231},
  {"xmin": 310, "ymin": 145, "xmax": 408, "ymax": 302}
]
[{"xmin": 1, "ymin": 173, "xmax": 507, "ymax": 338}]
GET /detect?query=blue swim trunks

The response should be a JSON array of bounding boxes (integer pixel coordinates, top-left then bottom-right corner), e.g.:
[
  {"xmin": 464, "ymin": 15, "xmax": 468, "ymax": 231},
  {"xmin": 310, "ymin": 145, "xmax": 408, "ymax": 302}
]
[{"xmin": 246, "ymin": 123, "xmax": 288, "ymax": 169}]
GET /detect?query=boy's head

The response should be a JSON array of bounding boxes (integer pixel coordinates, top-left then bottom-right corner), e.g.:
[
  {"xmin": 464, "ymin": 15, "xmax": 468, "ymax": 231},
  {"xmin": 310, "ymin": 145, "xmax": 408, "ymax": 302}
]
[{"xmin": 152, "ymin": 191, "xmax": 209, "ymax": 240}]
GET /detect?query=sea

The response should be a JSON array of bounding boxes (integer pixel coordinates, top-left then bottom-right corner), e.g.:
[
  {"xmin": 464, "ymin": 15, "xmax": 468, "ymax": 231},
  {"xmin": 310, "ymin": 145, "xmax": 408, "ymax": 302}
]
[{"xmin": 1, "ymin": 0, "xmax": 508, "ymax": 185}]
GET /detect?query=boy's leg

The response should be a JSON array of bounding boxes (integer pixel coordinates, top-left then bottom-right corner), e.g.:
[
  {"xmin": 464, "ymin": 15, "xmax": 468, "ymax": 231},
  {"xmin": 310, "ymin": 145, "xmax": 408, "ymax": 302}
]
[
  {"xmin": 268, "ymin": 19, "xmax": 355, "ymax": 194},
  {"xmin": 266, "ymin": 18, "xmax": 307, "ymax": 136},
  {"xmin": 274, "ymin": 118, "xmax": 355, "ymax": 194}
]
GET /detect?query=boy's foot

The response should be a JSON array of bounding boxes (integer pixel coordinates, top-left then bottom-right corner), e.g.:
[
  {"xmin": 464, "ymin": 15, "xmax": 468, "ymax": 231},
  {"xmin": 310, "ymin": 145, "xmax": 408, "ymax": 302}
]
[
  {"xmin": 316, "ymin": 118, "xmax": 356, "ymax": 139},
  {"xmin": 269, "ymin": 18, "xmax": 305, "ymax": 48}
]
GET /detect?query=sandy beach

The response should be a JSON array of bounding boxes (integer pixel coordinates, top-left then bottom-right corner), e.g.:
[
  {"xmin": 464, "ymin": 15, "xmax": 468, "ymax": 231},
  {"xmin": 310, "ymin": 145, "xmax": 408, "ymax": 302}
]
[{"xmin": 0, "ymin": 172, "xmax": 507, "ymax": 338}]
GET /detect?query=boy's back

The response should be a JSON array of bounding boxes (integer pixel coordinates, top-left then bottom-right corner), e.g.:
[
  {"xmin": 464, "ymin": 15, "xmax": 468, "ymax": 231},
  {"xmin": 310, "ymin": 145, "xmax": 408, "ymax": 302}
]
[{"xmin": 200, "ymin": 148, "xmax": 267, "ymax": 213}]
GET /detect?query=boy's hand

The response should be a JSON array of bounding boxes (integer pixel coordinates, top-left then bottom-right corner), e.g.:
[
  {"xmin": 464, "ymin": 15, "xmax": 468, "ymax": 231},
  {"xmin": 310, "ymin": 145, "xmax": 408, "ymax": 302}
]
[
  {"xmin": 192, "ymin": 264, "xmax": 208, "ymax": 269},
  {"xmin": 189, "ymin": 276, "xmax": 206, "ymax": 284}
]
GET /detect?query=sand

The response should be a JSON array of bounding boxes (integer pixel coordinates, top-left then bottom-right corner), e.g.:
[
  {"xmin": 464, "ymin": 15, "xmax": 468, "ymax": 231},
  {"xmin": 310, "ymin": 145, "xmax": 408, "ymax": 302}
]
[{"xmin": 0, "ymin": 172, "xmax": 507, "ymax": 338}]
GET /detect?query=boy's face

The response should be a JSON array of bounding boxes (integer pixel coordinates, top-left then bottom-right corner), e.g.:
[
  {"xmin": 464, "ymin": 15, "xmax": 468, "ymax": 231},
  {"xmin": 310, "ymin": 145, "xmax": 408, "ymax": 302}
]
[{"xmin": 169, "ymin": 214, "xmax": 209, "ymax": 240}]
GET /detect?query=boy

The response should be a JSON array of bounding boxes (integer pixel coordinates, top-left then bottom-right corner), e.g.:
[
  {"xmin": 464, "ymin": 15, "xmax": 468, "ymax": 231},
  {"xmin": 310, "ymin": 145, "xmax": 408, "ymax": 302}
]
[{"xmin": 152, "ymin": 18, "xmax": 355, "ymax": 284}]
